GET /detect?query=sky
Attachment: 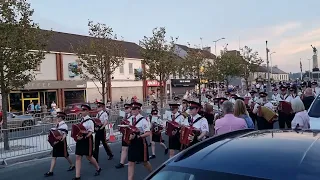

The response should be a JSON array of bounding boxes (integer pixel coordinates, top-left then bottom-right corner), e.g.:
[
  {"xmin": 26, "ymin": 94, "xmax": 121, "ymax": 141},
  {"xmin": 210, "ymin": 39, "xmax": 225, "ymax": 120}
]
[{"xmin": 28, "ymin": 0, "xmax": 320, "ymax": 73}]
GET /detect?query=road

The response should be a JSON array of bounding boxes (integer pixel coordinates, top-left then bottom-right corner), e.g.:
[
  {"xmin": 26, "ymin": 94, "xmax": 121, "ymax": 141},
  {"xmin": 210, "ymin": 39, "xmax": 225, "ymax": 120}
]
[{"xmin": 0, "ymin": 136, "xmax": 169, "ymax": 180}]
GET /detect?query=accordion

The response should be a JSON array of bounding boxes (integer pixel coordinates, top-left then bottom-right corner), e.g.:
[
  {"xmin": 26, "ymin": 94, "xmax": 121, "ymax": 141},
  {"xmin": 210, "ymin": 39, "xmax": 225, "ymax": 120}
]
[
  {"xmin": 48, "ymin": 130, "xmax": 62, "ymax": 147},
  {"xmin": 71, "ymin": 124, "xmax": 87, "ymax": 141},
  {"xmin": 278, "ymin": 101, "xmax": 292, "ymax": 114},
  {"xmin": 258, "ymin": 106, "xmax": 278, "ymax": 123},
  {"xmin": 119, "ymin": 120, "xmax": 130, "ymax": 134},
  {"xmin": 180, "ymin": 126, "xmax": 201, "ymax": 146},
  {"xmin": 93, "ymin": 118, "xmax": 103, "ymax": 128},
  {"xmin": 165, "ymin": 121, "xmax": 180, "ymax": 136},
  {"xmin": 120, "ymin": 125, "xmax": 140, "ymax": 145},
  {"xmin": 151, "ymin": 122, "xmax": 163, "ymax": 134}
]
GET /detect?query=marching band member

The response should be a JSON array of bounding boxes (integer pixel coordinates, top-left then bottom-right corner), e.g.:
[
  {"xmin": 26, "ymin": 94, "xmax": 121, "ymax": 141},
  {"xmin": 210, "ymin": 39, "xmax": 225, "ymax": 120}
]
[
  {"xmin": 186, "ymin": 101, "xmax": 209, "ymax": 147},
  {"xmin": 115, "ymin": 103, "xmax": 132, "ymax": 169},
  {"xmin": 288, "ymin": 85, "xmax": 298, "ymax": 100},
  {"xmin": 73, "ymin": 104, "xmax": 101, "ymax": 180},
  {"xmin": 229, "ymin": 94, "xmax": 237, "ymax": 104},
  {"xmin": 93, "ymin": 102, "xmax": 113, "ymax": 163},
  {"xmin": 167, "ymin": 103, "xmax": 187, "ymax": 158},
  {"xmin": 252, "ymin": 92, "xmax": 274, "ymax": 130},
  {"xmin": 149, "ymin": 109, "xmax": 168, "ymax": 159},
  {"xmin": 127, "ymin": 102, "xmax": 152, "ymax": 180},
  {"xmin": 248, "ymin": 90, "xmax": 258, "ymax": 126},
  {"xmin": 179, "ymin": 99, "xmax": 189, "ymax": 113},
  {"xmin": 277, "ymin": 85, "xmax": 292, "ymax": 129},
  {"xmin": 224, "ymin": 91, "xmax": 230, "ymax": 99},
  {"xmin": 44, "ymin": 112, "xmax": 74, "ymax": 177},
  {"xmin": 272, "ymin": 88, "xmax": 280, "ymax": 101},
  {"xmin": 311, "ymin": 81, "xmax": 320, "ymax": 96},
  {"xmin": 299, "ymin": 82, "xmax": 307, "ymax": 98}
]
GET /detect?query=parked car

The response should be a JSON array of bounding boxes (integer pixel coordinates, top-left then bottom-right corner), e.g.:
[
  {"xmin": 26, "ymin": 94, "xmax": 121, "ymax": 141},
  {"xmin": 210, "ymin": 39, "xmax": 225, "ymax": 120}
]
[
  {"xmin": 0, "ymin": 112, "xmax": 35, "ymax": 129},
  {"xmin": 145, "ymin": 129, "xmax": 320, "ymax": 180},
  {"xmin": 308, "ymin": 94, "xmax": 320, "ymax": 129},
  {"xmin": 64, "ymin": 103, "xmax": 99, "ymax": 117}
]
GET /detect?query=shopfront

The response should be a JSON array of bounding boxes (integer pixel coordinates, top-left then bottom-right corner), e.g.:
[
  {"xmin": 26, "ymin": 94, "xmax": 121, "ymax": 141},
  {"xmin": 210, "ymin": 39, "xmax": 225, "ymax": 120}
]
[
  {"xmin": 171, "ymin": 79, "xmax": 198, "ymax": 96},
  {"xmin": 9, "ymin": 80, "xmax": 87, "ymax": 112}
]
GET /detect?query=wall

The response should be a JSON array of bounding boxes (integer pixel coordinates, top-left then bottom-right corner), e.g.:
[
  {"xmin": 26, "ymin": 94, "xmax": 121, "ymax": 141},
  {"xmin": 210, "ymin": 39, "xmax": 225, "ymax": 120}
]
[
  {"xmin": 113, "ymin": 58, "xmax": 143, "ymax": 80},
  {"xmin": 33, "ymin": 53, "xmax": 57, "ymax": 80}
]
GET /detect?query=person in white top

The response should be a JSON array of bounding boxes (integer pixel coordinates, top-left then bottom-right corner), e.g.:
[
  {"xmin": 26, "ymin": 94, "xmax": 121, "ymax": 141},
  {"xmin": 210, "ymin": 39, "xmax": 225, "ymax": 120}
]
[
  {"xmin": 73, "ymin": 105, "xmax": 101, "ymax": 180},
  {"xmin": 272, "ymin": 88, "xmax": 280, "ymax": 101},
  {"xmin": 93, "ymin": 102, "xmax": 113, "ymax": 163},
  {"xmin": 185, "ymin": 101, "xmax": 209, "ymax": 149},
  {"xmin": 288, "ymin": 85, "xmax": 299, "ymax": 100},
  {"xmin": 252, "ymin": 92, "xmax": 274, "ymax": 130},
  {"xmin": 51, "ymin": 101, "xmax": 56, "ymax": 109},
  {"xmin": 277, "ymin": 85, "xmax": 293, "ymax": 129},
  {"xmin": 291, "ymin": 98, "xmax": 310, "ymax": 129},
  {"xmin": 149, "ymin": 109, "xmax": 168, "ymax": 159},
  {"xmin": 166, "ymin": 103, "xmax": 188, "ymax": 158},
  {"xmin": 127, "ymin": 102, "xmax": 152, "ymax": 180},
  {"xmin": 44, "ymin": 112, "xmax": 75, "ymax": 177}
]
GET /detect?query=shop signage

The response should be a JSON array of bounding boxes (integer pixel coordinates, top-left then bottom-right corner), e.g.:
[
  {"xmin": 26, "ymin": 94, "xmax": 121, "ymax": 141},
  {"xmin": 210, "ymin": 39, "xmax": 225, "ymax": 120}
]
[
  {"xmin": 146, "ymin": 80, "xmax": 164, "ymax": 87},
  {"xmin": 171, "ymin": 79, "xmax": 198, "ymax": 87},
  {"xmin": 24, "ymin": 80, "xmax": 87, "ymax": 90}
]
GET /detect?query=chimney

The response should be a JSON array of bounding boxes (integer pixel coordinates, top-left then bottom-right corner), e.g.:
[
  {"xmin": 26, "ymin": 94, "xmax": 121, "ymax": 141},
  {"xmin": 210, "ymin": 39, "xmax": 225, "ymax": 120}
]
[{"xmin": 203, "ymin": 47, "xmax": 211, "ymax": 52}]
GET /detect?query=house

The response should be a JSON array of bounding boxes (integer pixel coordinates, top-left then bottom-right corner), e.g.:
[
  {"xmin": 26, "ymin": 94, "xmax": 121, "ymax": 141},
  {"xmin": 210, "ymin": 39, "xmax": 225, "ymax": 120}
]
[{"xmin": 251, "ymin": 64, "xmax": 289, "ymax": 84}]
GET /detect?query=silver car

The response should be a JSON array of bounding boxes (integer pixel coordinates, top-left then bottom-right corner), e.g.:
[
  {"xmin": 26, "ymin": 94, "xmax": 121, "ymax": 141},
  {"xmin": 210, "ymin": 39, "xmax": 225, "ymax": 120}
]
[{"xmin": 308, "ymin": 95, "xmax": 320, "ymax": 129}]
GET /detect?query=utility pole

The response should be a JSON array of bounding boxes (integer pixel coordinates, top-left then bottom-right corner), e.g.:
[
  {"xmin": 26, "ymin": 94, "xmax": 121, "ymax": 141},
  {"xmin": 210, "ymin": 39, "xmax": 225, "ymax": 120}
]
[
  {"xmin": 308, "ymin": 59, "xmax": 311, "ymax": 80},
  {"xmin": 266, "ymin": 41, "xmax": 271, "ymax": 99}
]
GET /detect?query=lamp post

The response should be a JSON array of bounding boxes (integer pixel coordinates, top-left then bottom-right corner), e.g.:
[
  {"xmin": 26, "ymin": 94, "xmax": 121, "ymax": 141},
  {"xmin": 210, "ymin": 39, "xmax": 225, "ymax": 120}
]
[
  {"xmin": 266, "ymin": 41, "xmax": 271, "ymax": 99},
  {"xmin": 270, "ymin": 52, "xmax": 276, "ymax": 75},
  {"xmin": 213, "ymin": 38, "xmax": 225, "ymax": 56},
  {"xmin": 308, "ymin": 58, "xmax": 311, "ymax": 79}
]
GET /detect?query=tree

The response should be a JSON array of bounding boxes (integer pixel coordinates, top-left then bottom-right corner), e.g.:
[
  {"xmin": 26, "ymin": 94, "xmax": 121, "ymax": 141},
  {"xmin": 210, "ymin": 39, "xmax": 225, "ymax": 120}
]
[
  {"xmin": 239, "ymin": 46, "xmax": 263, "ymax": 90},
  {"xmin": 139, "ymin": 27, "xmax": 179, "ymax": 107},
  {"xmin": 75, "ymin": 21, "xmax": 126, "ymax": 103},
  {"xmin": 0, "ymin": 0, "xmax": 49, "ymax": 150}
]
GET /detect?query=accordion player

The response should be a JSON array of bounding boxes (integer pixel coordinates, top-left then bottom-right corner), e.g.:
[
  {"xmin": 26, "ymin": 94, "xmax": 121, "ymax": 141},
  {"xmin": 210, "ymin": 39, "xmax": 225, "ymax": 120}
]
[
  {"xmin": 278, "ymin": 100, "xmax": 293, "ymax": 115},
  {"xmin": 180, "ymin": 125, "xmax": 201, "ymax": 146},
  {"xmin": 258, "ymin": 106, "xmax": 278, "ymax": 123},
  {"xmin": 119, "ymin": 124, "xmax": 140, "ymax": 145}
]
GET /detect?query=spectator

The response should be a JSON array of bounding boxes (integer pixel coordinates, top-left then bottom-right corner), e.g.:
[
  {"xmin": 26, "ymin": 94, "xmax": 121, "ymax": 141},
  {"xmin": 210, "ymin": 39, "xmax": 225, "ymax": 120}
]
[
  {"xmin": 302, "ymin": 88, "xmax": 315, "ymax": 111},
  {"xmin": 204, "ymin": 104, "xmax": 215, "ymax": 136},
  {"xmin": 291, "ymin": 98, "xmax": 310, "ymax": 129},
  {"xmin": 234, "ymin": 99, "xmax": 254, "ymax": 129},
  {"xmin": 215, "ymin": 101, "xmax": 247, "ymax": 135}
]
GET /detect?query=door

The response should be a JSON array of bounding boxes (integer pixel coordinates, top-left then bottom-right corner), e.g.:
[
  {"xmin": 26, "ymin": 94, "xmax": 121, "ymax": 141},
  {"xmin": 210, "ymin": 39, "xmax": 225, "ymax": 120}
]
[{"xmin": 22, "ymin": 98, "xmax": 39, "ymax": 113}]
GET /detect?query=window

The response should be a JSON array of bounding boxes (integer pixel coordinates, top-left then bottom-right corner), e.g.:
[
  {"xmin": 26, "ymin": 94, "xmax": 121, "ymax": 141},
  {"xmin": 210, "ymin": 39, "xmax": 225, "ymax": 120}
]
[
  {"xmin": 119, "ymin": 65, "xmax": 124, "ymax": 74},
  {"xmin": 308, "ymin": 96, "xmax": 320, "ymax": 117},
  {"xmin": 129, "ymin": 63, "xmax": 133, "ymax": 74}
]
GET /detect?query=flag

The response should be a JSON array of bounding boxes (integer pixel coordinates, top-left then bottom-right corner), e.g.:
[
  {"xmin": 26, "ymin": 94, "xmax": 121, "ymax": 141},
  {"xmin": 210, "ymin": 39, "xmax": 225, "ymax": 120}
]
[{"xmin": 300, "ymin": 60, "xmax": 302, "ymax": 72}]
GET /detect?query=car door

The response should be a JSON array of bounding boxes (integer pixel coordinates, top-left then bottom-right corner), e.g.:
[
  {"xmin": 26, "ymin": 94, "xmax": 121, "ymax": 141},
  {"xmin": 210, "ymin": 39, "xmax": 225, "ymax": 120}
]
[{"xmin": 308, "ymin": 95, "xmax": 320, "ymax": 129}]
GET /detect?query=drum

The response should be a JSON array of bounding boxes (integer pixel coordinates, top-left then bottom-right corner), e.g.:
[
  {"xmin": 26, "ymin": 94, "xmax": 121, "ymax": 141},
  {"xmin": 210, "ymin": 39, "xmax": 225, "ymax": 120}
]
[
  {"xmin": 258, "ymin": 106, "xmax": 278, "ymax": 123},
  {"xmin": 180, "ymin": 126, "xmax": 200, "ymax": 146},
  {"xmin": 71, "ymin": 124, "xmax": 87, "ymax": 141},
  {"xmin": 165, "ymin": 121, "xmax": 180, "ymax": 136},
  {"xmin": 151, "ymin": 122, "xmax": 163, "ymax": 134},
  {"xmin": 48, "ymin": 130, "xmax": 62, "ymax": 147},
  {"xmin": 278, "ymin": 101, "xmax": 292, "ymax": 114}
]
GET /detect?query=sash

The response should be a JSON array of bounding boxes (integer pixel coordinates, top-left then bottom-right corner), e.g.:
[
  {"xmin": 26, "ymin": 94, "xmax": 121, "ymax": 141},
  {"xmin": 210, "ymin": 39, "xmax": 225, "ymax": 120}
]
[{"xmin": 189, "ymin": 116, "xmax": 203, "ymax": 126}]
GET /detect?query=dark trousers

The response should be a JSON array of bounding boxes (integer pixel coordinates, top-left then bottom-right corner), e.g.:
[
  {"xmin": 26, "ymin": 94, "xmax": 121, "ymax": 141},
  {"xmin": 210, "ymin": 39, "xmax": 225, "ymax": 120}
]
[
  {"xmin": 93, "ymin": 128, "xmax": 113, "ymax": 162},
  {"xmin": 249, "ymin": 111, "xmax": 257, "ymax": 129},
  {"xmin": 256, "ymin": 116, "xmax": 273, "ymax": 130},
  {"xmin": 278, "ymin": 112, "xmax": 294, "ymax": 129}
]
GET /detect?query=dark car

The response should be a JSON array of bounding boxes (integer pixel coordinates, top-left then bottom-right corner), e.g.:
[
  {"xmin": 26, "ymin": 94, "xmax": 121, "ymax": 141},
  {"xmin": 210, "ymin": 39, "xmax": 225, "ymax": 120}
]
[{"xmin": 145, "ymin": 129, "xmax": 320, "ymax": 180}]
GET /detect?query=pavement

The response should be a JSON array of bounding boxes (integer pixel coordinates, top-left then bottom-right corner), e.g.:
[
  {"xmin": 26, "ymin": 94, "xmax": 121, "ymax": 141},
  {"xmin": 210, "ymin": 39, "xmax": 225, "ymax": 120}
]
[{"xmin": 0, "ymin": 136, "xmax": 169, "ymax": 180}]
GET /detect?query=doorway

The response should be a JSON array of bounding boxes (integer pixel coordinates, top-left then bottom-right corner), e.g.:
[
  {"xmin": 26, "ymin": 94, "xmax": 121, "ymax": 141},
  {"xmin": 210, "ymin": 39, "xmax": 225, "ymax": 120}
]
[{"xmin": 22, "ymin": 98, "xmax": 39, "ymax": 113}]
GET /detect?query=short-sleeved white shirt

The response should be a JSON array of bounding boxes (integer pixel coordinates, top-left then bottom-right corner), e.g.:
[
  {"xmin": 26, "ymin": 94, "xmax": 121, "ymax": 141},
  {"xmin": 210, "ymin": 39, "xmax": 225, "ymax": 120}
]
[
  {"xmin": 81, "ymin": 115, "xmax": 94, "ymax": 132},
  {"xmin": 52, "ymin": 121, "xmax": 68, "ymax": 135},
  {"xmin": 129, "ymin": 114, "xmax": 150, "ymax": 133},
  {"xmin": 190, "ymin": 114, "xmax": 209, "ymax": 133},
  {"xmin": 96, "ymin": 110, "xmax": 108, "ymax": 124},
  {"xmin": 168, "ymin": 111, "xmax": 188, "ymax": 126}
]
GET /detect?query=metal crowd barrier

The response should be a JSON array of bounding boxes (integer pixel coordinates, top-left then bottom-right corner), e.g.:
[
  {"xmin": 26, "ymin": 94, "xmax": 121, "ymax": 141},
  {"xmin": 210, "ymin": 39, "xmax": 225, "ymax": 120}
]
[{"xmin": 0, "ymin": 108, "xmax": 169, "ymax": 165}]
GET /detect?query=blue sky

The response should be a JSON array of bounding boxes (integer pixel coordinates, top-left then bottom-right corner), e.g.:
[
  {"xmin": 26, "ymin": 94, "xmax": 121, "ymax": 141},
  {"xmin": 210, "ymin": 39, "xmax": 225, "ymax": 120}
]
[{"xmin": 28, "ymin": 0, "xmax": 320, "ymax": 73}]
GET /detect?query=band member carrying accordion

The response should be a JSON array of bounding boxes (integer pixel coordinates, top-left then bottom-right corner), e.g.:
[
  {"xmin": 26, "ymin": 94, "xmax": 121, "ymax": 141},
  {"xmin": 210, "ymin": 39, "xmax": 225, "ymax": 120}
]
[
  {"xmin": 93, "ymin": 102, "xmax": 114, "ymax": 163},
  {"xmin": 44, "ymin": 112, "xmax": 74, "ymax": 177},
  {"xmin": 149, "ymin": 109, "xmax": 168, "ymax": 159},
  {"xmin": 252, "ymin": 92, "xmax": 275, "ymax": 130},
  {"xmin": 127, "ymin": 102, "xmax": 152, "ymax": 180},
  {"xmin": 73, "ymin": 104, "xmax": 101, "ymax": 180}
]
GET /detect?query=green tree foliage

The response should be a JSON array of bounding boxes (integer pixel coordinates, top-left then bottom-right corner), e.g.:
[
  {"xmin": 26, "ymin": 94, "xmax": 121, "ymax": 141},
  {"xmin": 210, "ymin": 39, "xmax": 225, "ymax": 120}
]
[
  {"xmin": 75, "ymin": 21, "xmax": 125, "ymax": 103},
  {"xmin": 139, "ymin": 27, "xmax": 178, "ymax": 107},
  {"xmin": 240, "ymin": 46, "xmax": 263, "ymax": 90},
  {"xmin": 183, "ymin": 46, "xmax": 207, "ymax": 79},
  {"xmin": 0, "ymin": 0, "xmax": 49, "ymax": 150}
]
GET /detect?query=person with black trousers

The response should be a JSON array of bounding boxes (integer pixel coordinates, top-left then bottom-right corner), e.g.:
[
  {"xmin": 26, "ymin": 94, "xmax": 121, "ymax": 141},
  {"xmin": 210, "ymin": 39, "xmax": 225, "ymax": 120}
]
[{"xmin": 302, "ymin": 88, "xmax": 315, "ymax": 111}]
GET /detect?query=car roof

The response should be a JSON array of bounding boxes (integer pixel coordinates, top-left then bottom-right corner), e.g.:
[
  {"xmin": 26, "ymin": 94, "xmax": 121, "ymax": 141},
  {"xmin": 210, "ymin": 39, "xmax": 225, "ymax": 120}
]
[{"xmin": 168, "ymin": 129, "xmax": 320, "ymax": 179}]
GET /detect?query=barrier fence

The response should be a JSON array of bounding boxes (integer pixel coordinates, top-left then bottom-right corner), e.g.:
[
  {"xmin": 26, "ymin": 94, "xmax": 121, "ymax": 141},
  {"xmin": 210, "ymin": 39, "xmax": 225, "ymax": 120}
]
[{"xmin": 0, "ymin": 107, "xmax": 169, "ymax": 165}]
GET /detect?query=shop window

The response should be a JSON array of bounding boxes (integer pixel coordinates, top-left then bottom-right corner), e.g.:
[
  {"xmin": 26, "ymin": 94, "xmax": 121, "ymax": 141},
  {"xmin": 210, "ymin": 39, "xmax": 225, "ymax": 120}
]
[
  {"xmin": 9, "ymin": 93, "xmax": 22, "ymax": 112},
  {"xmin": 46, "ymin": 91, "xmax": 57, "ymax": 109},
  {"xmin": 23, "ymin": 92, "xmax": 38, "ymax": 98},
  {"xmin": 64, "ymin": 90, "xmax": 85, "ymax": 105}
]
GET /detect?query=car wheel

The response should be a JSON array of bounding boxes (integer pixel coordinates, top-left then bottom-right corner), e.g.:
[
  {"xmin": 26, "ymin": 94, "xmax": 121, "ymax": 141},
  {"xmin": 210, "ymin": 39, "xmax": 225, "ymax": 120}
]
[{"xmin": 22, "ymin": 120, "xmax": 34, "ymax": 127}]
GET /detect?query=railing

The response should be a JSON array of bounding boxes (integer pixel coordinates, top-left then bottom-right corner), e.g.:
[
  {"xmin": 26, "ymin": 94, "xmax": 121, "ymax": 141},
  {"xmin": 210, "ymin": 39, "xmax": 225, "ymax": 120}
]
[{"xmin": 0, "ymin": 108, "xmax": 169, "ymax": 164}]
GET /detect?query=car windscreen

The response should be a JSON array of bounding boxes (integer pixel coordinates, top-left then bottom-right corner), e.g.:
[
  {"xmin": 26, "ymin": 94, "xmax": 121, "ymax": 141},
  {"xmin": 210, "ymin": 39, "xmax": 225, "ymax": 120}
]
[
  {"xmin": 308, "ymin": 96, "xmax": 320, "ymax": 117},
  {"xmin": 148, "ymin": 166, "xmax": 270, "ymax": 180}
]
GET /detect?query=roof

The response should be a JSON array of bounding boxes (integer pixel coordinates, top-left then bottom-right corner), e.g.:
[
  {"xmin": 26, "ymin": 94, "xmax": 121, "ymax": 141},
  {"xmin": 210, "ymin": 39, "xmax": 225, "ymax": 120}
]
[
  {"xmin": 168, "ymin": 129, "xmax": 320, "ymax": 179},
  {"xmin": 256, "ymin": 66, "xmax": 287, "ymax": 74},
  {"xmin": 175, "ymin": 44, "xmax": 216, "ymax": 59},
  {"xmin": 44, "ymin": 30, "xmax": 142, "ymax": 59}
]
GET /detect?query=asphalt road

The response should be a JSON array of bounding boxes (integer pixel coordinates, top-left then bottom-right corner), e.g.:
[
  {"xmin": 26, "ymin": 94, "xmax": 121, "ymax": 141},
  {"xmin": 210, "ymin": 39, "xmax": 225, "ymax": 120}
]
[{"xmin": 0, "ymin": 136, "xmax": 169, "ymax": 180}]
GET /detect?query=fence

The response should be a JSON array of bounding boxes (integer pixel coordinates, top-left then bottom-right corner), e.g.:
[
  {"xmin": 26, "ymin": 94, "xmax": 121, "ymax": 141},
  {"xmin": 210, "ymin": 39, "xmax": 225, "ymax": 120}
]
[{"xmin": 0, "ymin": 107, "xmax": 169, "ymax": 165}]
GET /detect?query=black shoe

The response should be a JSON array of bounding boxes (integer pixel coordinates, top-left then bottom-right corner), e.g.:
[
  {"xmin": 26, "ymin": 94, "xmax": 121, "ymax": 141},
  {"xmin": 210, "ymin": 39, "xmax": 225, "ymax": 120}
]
[
  {"xmin": 72, "ymin": 177, "xmax": 80, "ymax": 180},
  {"xmin": 149, "ymin": 155, "xmax": 156, "ymax": 159},
  {"xmin": 94, "ymin": 168, "xmax": 102, "ymax": 176},
  {"xmin": 115, "ymin": 163, "xmax": 124, "ymax": 169},
  {"xmin": 165, "ymin": 148, "xmax": 169, "ymax": 155},
  {"xmin": 67, "ymin": 165, "xmax": 75, "ymax": 171},
  {"xmin": 44, "ymin": 172, "xmax": 53, "ymax": 177},
  {"xmin": 108, "ymin": 155, "xmax": 114, "ymax": 160}
]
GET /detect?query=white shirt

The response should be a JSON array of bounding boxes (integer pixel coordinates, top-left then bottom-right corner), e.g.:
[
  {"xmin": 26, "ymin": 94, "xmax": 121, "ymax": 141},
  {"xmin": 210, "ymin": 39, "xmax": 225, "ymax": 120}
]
[
  {"xmin": 272, "ymin": 93, "xmax": 280, "ymax": 101},
  {"xmin": 81, "ymin": 115, "xmax": 94, "ymax": 132},
  {"xmin": 150, "ymin": 115, "xmax": 162, "ymax": 124},
  {"xmin": 168, "ymin": 111, "xmax": 188, "ymax": 126},
  {"xmin": 291, "ymin": 111, "xmax": 310, "ymax": 129},
  {"xmin": 96, "ymin": 110, "xmax": 108, "ymax": 124},
  {"xmin": 252, "ymin": 100, "xmax": 274, "ymax": 114},
  {"xmin": 129, "ymin": 114, "xmax": 150, "ymax": 133},
  {"xmin": 229, "ymin": 98, "xmax": 236, "ymax": 104},
  {"xmin": 52, "ymin": 121, "xmax": 68, "ymax": 135},
  {"xmin": 190, "ymin": 114, "xmax": 209, "ymax": 133},
  {"xmin": 277, "ymin": 94, "xmax": 291, "ymax": 102}
]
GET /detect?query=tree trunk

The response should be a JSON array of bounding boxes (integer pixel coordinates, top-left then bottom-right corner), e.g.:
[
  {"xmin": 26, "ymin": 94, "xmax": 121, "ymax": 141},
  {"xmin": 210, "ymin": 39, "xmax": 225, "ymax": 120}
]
[
  {"xmin": 101, "ymin": 80, "xmax": 106, "ymax": 104},
  {"xmin": 159, "ymin": 75, "xmax": 164, "ymax": 108},
  {"xmin": 245, "ymin": 78, "xmax": 249, "ymax": 91},
  {"xmin": 1, "ymin": 90, "xmax": 9, "ymax": 150}
]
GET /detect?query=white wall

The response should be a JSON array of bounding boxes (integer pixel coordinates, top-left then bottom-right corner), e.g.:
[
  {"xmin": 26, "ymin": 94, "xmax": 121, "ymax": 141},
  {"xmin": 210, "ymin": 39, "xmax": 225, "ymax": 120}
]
[
  {"xmin": 33, "ymin": 53, "xmax": 57, "ymax": 80},
  {"xmin": 87, "ymin": 80, "xmax": 143, "ymax": 88},
  {"xmin": 112, "ymin": 58, "xmax": 142, "ymax": 80}
]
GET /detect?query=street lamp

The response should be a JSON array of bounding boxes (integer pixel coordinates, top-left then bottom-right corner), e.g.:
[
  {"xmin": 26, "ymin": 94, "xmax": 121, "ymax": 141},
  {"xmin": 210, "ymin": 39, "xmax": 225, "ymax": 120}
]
[
  {"xmin": 270, "ymin": 52, "xmax": 276, "ymax": 75},
  {"xmin": 213, "ymin": 38, "xmax": 225, "ymax": 56},
  {"xmin": 308, "ymin": 58, "xmax": 312, "ymax": 79},
  {"xmin": 266, "ymin": 41, "xmax": 271, "ymax": 99}
]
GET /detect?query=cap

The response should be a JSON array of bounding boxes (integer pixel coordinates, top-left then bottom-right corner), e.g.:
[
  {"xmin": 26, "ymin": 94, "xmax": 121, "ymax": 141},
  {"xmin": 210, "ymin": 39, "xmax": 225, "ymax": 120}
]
[
  {"xmin": 225, "ymin": 91, "xmax": 230, "ymax": 95},
  {"xmin": 235, "ymin": 97, "xmax": 244, "ymax": 101},
  {"xmin": 206, "ymin": 94, "xmax": 213, "ymax": 99},
  {"xmin": 57, "ymin": 112, "xmax": 67, "ymax": 118},
  {"xmin": 289, "ymin": 86, "xmax": 296, "ymax": 91},
  {"xmin": 173, "ymin": 96, "xmax": 180, "ymax": 101},
  {"xmin": 124, "ymin": 103, "xmax": 132, "ymax": 108},
  {"xmin": 96, "ymin": 102, "xmax": 105, "ymax": 107},
  {"xmin": 188, "ymin": 101, "xmax": 202, "ymax": 108},
  {"xmin": 272, "ymin": 83, "xmax": 277, "ymax": 87},
  {"xmin": 151, "ymin": 108, "xmax": 158, "ymax": 114},
  {"xmin": 249, "ymin": 90, "xmax": 257, "ymax": 94},
  {"xmin": 81, "ymin": 104, "xmax": 91, "ymax": 111},
  {"xmin": 280, "ymin": 85, "xmax": 287, "ymax": 91},
  {"xmin": 312, "ymin": 81, "xmax": 318, "ymax": 85},
  {"xmin": 131, "ymin": 102, "xmax": 142, "ymax": 108},
  {"xmin": 151, "ymin": 100, "xmax": 158, "ymax": 104},
  {"xmin": 169, "ymin": 103, "xmax": 180, "ymax": 108},
  {"xmin": 272, "ymin": 88, "xmax": 278, "ymax": 91},
  {"xmin": 182, "ymin": 99, "xmax": 188, "ymax": 103},
  {"xmin": 230, "ymin": 94, "xmax": 238, "ymax": 98},
  {"xmin": 259, "ymin": 92, "xmax": 268, "ymax": 97},
  {"xmin": 219, "ymin": 97, "xmax": 228, "ymax": 103}
]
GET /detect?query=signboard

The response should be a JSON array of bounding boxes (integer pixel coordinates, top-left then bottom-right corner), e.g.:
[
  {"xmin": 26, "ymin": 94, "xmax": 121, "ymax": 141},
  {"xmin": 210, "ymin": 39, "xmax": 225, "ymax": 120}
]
[
  {"xmin": 24, "ymin": 80, "xmax": 87, "ymax": 90},
  {"xmin": 171, "ymin": 79, "xmax": 198, "ymax": 87},
  {"xmin": 146, "ymin": 80, "xmax": 165, "ymax": 87}
]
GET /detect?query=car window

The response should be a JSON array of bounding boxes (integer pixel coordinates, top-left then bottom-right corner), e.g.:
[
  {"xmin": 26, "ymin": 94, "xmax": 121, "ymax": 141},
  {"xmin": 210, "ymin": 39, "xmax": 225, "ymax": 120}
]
[{"xmin": 308, "ymin": 96, "xmax": 320, "ymax": 117}]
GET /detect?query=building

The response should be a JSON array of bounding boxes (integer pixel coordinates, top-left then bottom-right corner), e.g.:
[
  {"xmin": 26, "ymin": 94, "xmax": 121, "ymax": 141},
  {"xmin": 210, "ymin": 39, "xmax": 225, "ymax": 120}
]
[
  {"xmin": 251, "ymin": 65, "xmax": 289, "ymax": 84},
  {"xmin": 9, "ymin": 30, "xmax": 143, "ymax": 112}
]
